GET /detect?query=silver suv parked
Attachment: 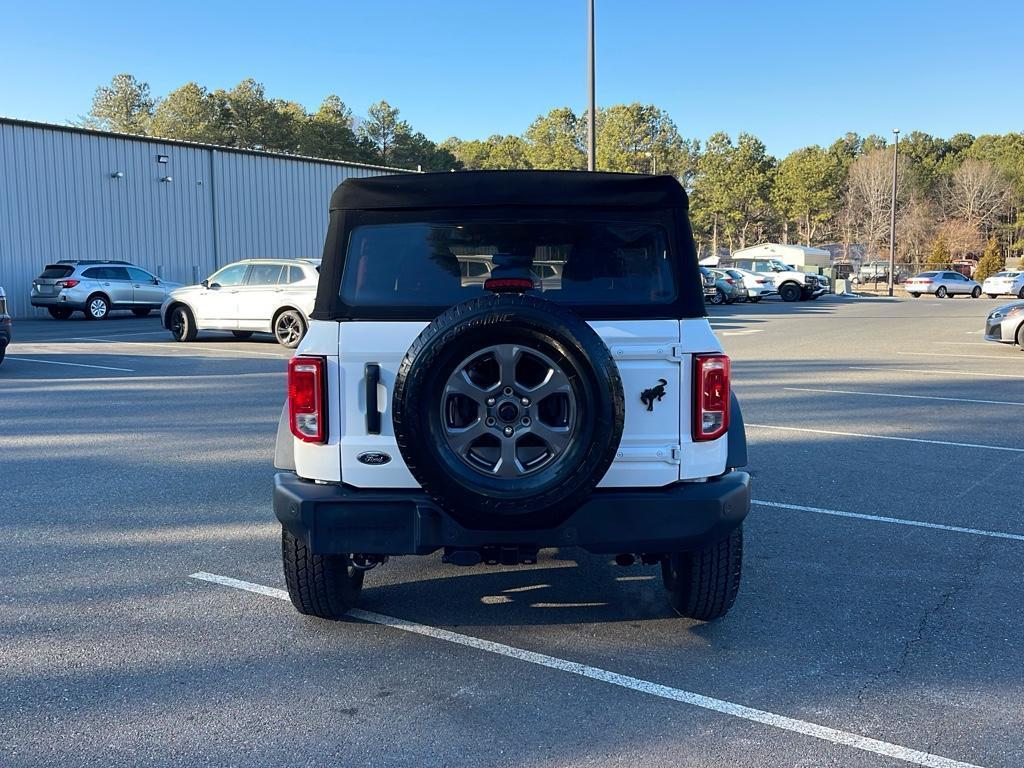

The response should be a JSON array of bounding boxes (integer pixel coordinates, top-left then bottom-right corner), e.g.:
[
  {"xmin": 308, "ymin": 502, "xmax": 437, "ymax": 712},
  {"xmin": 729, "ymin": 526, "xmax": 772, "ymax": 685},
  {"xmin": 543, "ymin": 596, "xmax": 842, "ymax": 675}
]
[{"xmin": 30, "ymin": 260, "xmax": 181, "ymax": 320}]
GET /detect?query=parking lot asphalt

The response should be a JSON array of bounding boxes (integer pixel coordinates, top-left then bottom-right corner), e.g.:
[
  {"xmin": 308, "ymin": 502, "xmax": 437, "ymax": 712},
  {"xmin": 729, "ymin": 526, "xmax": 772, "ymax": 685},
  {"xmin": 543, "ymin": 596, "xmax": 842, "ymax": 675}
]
[{"xmin": 2, "ymin": 296, "xmax": 1022, "ymax": 768}]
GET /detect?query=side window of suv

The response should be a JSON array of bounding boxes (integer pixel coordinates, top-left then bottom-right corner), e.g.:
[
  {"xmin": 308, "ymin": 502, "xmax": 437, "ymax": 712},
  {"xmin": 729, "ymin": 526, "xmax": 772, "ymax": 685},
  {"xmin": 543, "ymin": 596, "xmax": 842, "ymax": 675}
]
[
  {"xmin": 82, "ymin": 268, "xmax": 103, "ymax": 279},
  {"xmin": 209, "ymin": 264, "xmax": 249, "ymax": 287},
  {"xmin": 282, "ymin": 266, "xmax": 305, "ymax": 284},
  {"xmin": 247, "ymin": 264, "xmax": 284, "ymax": 285},
  {"xmin": 104, "ymin": 267, "xmax": 132, "ymax": 281},
  {"xmin": 127, "ymin": 267, "xmax": 154, "ymax": 282}
]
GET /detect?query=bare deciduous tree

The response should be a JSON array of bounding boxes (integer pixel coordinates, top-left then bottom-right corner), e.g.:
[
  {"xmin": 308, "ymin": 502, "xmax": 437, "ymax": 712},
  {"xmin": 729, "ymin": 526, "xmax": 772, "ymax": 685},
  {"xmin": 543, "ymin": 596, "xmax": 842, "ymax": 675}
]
[
  {"xmin": 846, "ymin": 148, "xmax": 908, "ymax": 257},
  {"xmin": 944, "ymin": 159, "xmax": 1012, "ymax": 230},
  {"xmin": 897, "ymin": 197, "xmax": 936, "ymax": 268},
  {"xmin": 937, "ymin": 218, "xmax": 985, "ymax": 258}
]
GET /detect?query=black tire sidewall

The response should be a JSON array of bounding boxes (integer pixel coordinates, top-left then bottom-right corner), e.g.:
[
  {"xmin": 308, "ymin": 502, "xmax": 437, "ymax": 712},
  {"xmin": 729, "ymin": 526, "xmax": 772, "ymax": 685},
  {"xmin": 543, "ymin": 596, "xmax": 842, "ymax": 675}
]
[
  {"xmin": 275, "ymin": 310, "xmax": 306, "ymax": 348},
  {"xmin": 393, "ymin": 294, "xmax": 624, "ymax": 528},
  {"xmin": 780, "ymin": 284, "xmax": 800, "ymax": 302},
  {"xmin": 170, "ymin": 306, "xmax": 195, "ymax": 341}
]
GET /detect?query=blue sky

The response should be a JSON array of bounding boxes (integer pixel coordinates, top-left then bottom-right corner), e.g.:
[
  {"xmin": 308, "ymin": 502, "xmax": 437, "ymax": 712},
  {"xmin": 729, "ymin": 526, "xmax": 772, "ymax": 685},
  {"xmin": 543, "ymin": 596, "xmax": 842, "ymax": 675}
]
[{"xmin": 1, "ymin": 0, "xmax": 1021, "ymax": 156}]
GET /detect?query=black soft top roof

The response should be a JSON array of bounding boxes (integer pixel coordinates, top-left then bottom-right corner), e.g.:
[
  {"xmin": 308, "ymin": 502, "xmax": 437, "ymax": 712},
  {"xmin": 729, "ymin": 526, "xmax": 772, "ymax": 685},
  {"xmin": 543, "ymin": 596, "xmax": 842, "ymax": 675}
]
[{"xmin": 330, "ymin": 170, "xmax": 689, "ymax": 212}]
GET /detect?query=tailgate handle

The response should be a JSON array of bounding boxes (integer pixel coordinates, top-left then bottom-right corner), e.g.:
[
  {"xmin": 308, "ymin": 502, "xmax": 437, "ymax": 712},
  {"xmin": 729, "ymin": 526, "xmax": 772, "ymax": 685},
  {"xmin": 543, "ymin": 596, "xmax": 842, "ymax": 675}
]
[{"xmin": 365, "ymin": 363, "xmax": 381, "ymax": 435}]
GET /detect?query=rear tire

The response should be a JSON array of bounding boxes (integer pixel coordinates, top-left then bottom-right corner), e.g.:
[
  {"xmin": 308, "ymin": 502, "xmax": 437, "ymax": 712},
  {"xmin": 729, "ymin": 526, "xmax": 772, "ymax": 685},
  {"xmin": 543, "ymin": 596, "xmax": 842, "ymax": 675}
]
[
  {"xmin": 47, "ymin": 306, "xmax": 73, "ymax": 320},
  {"xmin": 132, "ymin": 308, "xmax": 152, "ymax": 317},
  {"xmin": 169, "ymin": 305, "xmax": 197, "ymax": 342},
  {"xmin": 274, "ymin": 309, "xmax": 306, "ymax": 348},
  {"xmin": 662, "ymin": 525, "xmax": 743, "ymax": 621},
  {"xmin": 987, "ymin": 294, "xmax": 998, "ymax": 299},
  {"xmin": 281, "ymin": 528, "xmax": 363, "ymax": 620},
  {"xmin": 709, "ymin": 288, "xmax": 726, "ymax": 305},
  {"xmin": 910, "ymin": 292, "xmax": 921, "ymax": 298},
  {"xmin": 85, "ymin": 294, "xmax": 110, "ymax": 320},
  {"xmin": 779, "ymin": 283, "xmax": 801, "ymax": 302},
  {"xmin": 1016, "ymin": 322, "xmax": 1024, "ymax": 349},
  {"xmin": 935, "ymin": 286, "xmax": 948, "ymax": 298},
  {"xmin": 749, "ymin": 296, "xmax": 761, "ymax": 303},
  {"xmin": 231, "ymin": 331, "xmax": 254, "ymax": 339},
  {"xmin": 971, "ymin": 287, "xmax": 982, "ymax": 298},
  {"xmin": 1018, "ymin": 286, "xmax": 1024, "ymax": 299}
]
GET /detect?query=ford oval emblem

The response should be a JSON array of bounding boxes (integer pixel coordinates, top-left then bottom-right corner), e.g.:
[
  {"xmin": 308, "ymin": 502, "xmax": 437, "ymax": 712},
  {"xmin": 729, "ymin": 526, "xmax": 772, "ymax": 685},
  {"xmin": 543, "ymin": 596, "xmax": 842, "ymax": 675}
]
[{"xmin": 357, "ymin": 451, "xmax": 392, "ymax": 466}]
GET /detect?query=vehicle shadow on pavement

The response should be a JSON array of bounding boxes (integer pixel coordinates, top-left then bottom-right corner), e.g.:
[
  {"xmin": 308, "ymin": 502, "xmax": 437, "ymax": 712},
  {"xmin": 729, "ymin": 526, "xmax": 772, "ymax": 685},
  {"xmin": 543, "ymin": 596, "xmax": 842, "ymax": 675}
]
[{"xmin": 355, "ymin": 552, "xmax": 680, "ymax": 627}]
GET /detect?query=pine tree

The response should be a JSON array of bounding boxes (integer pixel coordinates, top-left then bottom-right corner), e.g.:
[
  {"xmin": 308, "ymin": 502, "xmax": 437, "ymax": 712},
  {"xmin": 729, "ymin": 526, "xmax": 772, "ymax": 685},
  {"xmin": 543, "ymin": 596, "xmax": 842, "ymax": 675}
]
[
  {"xmin": 973, "ymin": 237, "xmax": 1004, "ymax": 282},
  {"xmin": 925, "ymin": 234, "xmax": 952, "ymax": 269}
]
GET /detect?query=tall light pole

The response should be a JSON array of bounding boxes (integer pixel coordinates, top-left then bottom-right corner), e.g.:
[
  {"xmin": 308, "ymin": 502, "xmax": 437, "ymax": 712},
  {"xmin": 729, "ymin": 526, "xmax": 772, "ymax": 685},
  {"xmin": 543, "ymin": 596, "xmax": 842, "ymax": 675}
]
[
  {"xmin": 586, "ymin": 0, "xmax": 596, "ymax": 171},
  {"xmin": 887, "ymin": 128, "xmax": 900, "ymax": 297}
]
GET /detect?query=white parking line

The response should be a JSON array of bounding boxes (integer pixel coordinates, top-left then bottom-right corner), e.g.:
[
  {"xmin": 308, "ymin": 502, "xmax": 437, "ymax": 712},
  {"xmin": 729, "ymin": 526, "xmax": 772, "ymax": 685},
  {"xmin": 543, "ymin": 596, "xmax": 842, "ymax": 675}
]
[
  {"xmin": 848, "ymin": 367, "xmax": 1022, "ymax": 380},
  {"xmin": 1, "ymin": 371, "xmax": 284, "ymax": 387},
  {"xmin": 72, "ymin": 337, "xmax": 289, "ymax": 359},
  {"xmin": 753, "ymin": 500, "xmax": 1024, "ymax": 543},
  {"xmin": 64, "ymin": 330, "xmax": 170, "ymax": 338},
  {"xmin": 4, "ymin": 356, "xmax": 134, "ymax": 372},
  {"xmin": 783, "ymin": 387, "xmax": 1024, "ymax": 407},
  {"xmin": 902, "ymin": 351, "xmax": 1014, "ymax": 361},
  {"xmin": 189, "ymin": 571, "xmax": 985, "ymax": 768},
  {"xmin": 746, "ymin": 424, "xmax": 1024, "ymax": 453},
  {"xmin": 721, "ymin": 329, "xmax": 765, "ymax": 336}
]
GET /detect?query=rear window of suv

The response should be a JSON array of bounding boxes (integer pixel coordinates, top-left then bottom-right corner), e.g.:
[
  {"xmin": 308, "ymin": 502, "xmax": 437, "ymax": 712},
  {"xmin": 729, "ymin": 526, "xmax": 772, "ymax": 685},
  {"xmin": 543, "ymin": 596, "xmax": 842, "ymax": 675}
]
[
  {"xmin": 39, "ymin": 265, "xmax": 74, "ymax": 279},
  {"xmin": 340, "ymin": 219, "xmax": 676, "ymax": 307}
]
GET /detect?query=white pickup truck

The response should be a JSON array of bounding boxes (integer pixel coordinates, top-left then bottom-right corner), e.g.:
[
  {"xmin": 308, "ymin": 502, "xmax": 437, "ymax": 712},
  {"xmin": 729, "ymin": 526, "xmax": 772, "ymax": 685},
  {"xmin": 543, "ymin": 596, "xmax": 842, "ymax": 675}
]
[
  {"xmin": 273, "ymin": 171, "xmax": 750, "ymax": 622},
  {"xmin": 726, "ymin": 257, "xmax": 826, "ymax": 302}
]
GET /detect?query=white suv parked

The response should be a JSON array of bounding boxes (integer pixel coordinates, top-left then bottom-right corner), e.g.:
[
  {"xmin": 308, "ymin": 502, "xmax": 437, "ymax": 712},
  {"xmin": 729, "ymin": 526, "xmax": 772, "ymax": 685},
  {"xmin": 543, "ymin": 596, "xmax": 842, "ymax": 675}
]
[
  {"xmin": 161, "ymin": 259, "xmax": 320, "ymax": 347},
  {"xmin": 273, "ymin": 172, "xmax": 750, "ymax": 622}
]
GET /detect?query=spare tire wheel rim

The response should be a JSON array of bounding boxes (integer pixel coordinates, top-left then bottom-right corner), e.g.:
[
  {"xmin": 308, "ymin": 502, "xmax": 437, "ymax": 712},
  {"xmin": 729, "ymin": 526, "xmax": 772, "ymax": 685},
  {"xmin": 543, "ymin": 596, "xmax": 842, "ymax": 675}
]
[{"xmin": 441, "ymin": 343, "xmax": 576, "ymax": 478}]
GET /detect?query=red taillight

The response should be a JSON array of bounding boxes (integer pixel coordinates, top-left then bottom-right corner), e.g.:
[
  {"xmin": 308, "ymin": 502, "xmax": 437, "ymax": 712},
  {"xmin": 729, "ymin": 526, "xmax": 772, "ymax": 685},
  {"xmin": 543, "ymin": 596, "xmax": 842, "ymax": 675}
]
[
  {"xmin": 56, "ymin": 279, "xmax": 80, "ymax": 289},
  {"xmin": 288, "ymin": 356, "xmax": 326, "ymax": 443},
  {"xmin": 724, "ymin": 278, "xmax": 734, "ymax": 285},
  {"xmin": 693, "ymin": 354, "xmax": 730, "ymax": 442},
  {"xmin": 917, "ymin": 279, "xmax": 933, "ymax": 284},
  {"xmin": 755, "ymin": 278, "xmax": 766, "ymax": 284}
]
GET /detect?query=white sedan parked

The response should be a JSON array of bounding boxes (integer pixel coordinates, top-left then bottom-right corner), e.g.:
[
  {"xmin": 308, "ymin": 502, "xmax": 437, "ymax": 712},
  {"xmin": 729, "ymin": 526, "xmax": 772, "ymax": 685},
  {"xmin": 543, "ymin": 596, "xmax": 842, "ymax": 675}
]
[
  {"xmin": 982, "ymin": 270, "xmax": 1024, "ymax": 299},
  {"xmin": 722, "ymin": 267, "xmax": 777, "ymax": 302},
  {"xmin": 161, "ymin": 259, "xmax": 320, "ymax": 348},
  {"xmin": 904, "ymin": 270, "xmax": 982, "ymax": 299}
]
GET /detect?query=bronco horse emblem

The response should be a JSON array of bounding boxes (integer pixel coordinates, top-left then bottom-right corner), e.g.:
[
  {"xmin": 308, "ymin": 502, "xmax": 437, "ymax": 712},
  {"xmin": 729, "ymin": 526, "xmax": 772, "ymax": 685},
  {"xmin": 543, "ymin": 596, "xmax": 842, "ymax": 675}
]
[{"xmin": 640, "ymin": 379, "xmax": 668, "ymax": 412}]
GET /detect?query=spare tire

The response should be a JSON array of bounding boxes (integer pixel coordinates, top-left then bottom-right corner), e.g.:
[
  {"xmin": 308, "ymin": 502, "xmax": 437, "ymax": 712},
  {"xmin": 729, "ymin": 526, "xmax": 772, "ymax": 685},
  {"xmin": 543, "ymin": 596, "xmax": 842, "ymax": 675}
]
[{"xmin": 392, "ymin": 293, "xmax": 624, "ymax": 530}]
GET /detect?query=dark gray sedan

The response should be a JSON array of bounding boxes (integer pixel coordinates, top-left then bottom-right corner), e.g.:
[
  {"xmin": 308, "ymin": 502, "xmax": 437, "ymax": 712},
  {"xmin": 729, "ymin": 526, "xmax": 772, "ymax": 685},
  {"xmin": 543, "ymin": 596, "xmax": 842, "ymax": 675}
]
[{"xmin": 984, "ymin": 300, "xmax": 1024, "ymax": 350}]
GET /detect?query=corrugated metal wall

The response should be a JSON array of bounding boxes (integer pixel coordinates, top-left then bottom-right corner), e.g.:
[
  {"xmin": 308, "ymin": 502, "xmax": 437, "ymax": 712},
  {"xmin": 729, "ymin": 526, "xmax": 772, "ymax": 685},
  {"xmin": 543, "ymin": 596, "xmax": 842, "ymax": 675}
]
[{"xmin": 0, "ymin": 119, "xmax": 405, "ymax": 317}]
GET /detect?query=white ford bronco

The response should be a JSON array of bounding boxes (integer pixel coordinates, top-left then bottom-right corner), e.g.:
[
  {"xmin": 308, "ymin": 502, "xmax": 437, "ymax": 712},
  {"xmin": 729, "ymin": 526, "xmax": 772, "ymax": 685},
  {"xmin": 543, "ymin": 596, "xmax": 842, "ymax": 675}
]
[{"xmin": 274, "ymin": 171, "xmax": 750, "ymax": 621}]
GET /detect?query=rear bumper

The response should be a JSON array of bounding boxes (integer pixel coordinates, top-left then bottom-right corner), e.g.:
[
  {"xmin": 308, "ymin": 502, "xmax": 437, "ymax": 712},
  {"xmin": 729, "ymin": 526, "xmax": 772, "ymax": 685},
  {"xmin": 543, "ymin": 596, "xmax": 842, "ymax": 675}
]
[
  {"xmin": 273, "ymin": 471, "xmax": 750, "ymax": 556},
  {"xmin": 31, "ymin": 295, "xmax": 86, "ymax": 309}
]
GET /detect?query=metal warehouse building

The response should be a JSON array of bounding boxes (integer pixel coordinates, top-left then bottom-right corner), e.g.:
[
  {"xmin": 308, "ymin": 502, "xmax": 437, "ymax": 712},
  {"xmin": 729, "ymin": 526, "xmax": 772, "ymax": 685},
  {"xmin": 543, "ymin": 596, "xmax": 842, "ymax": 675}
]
[{"xmin": 0, "ymin": 117, "xmax": 409, "ymax": 317}]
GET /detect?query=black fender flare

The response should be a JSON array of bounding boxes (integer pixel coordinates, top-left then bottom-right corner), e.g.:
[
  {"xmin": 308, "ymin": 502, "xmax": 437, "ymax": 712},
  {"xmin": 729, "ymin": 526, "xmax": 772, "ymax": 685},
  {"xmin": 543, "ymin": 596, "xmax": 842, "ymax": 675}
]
[{"xmin": 727, "ymin": 391, "xmax": 747, "ymax": 469}]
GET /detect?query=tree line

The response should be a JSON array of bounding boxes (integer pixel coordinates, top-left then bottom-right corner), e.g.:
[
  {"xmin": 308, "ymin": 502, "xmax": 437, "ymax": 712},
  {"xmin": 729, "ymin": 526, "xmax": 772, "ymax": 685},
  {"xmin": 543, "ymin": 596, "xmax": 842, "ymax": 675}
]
[
  {"xmin": 83, "ymin": 74, "xmax": 1023, "ymax": 277},
  {"xmin": 82, "ymin": 73, "xmax": 459, "ymax": 171}
]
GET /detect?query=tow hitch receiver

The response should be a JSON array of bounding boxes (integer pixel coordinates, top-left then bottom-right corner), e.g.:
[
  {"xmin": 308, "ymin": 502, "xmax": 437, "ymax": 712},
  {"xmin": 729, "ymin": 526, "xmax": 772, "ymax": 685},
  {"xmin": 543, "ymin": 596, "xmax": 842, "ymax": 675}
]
[{"xmin": 443, "ymin": 546, "xmax": 539, "ymax": 567}]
